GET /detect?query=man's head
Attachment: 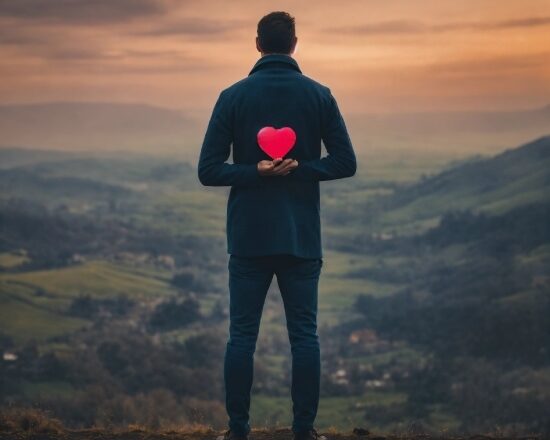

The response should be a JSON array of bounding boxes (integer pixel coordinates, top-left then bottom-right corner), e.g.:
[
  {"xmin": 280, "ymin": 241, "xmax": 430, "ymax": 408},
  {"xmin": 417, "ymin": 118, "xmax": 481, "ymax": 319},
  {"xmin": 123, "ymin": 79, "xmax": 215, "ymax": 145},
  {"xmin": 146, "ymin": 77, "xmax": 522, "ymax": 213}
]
[{"xmin": 256, "ymin": 11, "xmax": 297, "ymax": 56}]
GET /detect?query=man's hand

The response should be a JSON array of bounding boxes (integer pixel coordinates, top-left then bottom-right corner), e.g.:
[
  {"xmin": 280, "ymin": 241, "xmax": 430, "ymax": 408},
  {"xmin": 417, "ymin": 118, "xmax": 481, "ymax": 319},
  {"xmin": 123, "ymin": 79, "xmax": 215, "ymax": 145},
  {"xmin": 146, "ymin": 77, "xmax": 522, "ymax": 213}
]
[{"xmin": 257, "ymin": 158, "xmax": 299, "ymax": 176}]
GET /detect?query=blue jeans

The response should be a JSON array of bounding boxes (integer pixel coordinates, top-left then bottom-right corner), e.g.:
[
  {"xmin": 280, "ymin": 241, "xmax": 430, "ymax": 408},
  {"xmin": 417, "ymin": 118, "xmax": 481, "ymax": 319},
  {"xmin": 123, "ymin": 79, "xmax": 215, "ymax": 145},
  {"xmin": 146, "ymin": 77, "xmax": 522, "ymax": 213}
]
[{"xmin": 224, "ymin": 253, "xmax": 323, "ymax": 436}]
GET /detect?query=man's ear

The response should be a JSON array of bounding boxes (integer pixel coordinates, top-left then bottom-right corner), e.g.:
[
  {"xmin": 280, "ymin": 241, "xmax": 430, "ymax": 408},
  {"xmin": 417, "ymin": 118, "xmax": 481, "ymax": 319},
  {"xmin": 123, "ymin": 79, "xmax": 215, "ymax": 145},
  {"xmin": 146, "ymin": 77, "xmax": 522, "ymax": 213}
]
[
  {"xmin": 290, "ymin": 36, "xmax": 298, "ymax": 55},
  {"xmin": 256, "ymin": 37, "xmax": 262, "ymax": 54}
]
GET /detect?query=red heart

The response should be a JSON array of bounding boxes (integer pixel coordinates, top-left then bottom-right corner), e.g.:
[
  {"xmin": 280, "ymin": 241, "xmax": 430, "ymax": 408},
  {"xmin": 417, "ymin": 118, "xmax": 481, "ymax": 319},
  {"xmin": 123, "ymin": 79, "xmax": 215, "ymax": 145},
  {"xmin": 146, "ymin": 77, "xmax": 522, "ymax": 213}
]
[{"xmin": 257, "ymin": 126, "xmax": 296, "ymax": 159}]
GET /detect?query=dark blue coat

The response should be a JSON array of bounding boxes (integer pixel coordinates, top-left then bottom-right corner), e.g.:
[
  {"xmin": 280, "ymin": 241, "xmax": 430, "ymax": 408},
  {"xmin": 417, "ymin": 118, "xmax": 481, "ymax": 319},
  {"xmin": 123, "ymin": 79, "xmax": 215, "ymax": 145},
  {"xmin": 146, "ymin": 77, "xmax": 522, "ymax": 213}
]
[{"xmin": 197, "ymin": 53, "xmax": 357, "ymax": 259}]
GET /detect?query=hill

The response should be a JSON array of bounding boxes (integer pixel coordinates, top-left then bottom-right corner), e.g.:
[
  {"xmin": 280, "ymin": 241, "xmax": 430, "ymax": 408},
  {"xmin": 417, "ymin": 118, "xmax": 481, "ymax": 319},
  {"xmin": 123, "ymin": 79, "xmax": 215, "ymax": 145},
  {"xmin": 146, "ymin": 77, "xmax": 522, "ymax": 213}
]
[{"xmin": 345, "ymin": 135, "xmax": 550, "ymax": 235}]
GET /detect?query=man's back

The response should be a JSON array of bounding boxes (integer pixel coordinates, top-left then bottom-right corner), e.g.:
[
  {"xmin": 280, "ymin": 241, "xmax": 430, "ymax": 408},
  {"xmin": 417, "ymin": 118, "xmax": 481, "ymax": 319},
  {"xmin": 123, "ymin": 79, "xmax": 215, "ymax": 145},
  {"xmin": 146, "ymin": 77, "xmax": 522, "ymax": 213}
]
[{"xmin": 198, "ymin": 53, "xmax": 357, "ymax": 259}]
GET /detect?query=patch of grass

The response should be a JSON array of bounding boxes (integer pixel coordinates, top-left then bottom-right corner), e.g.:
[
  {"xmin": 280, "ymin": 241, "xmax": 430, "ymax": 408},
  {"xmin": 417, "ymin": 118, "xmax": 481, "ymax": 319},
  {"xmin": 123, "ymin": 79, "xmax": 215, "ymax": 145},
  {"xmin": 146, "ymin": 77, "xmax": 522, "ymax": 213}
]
[
  {"xmin": 135, "ymin": 190, "xmax": 227, "ymax": 236},
  {"xmin": 0, "ymin": 250, "xmax": 30, "ymax": 269},
  {"xmin": 0, "ymin": 294, "xmax": 88, "ymax": 344},
  {"xmin": 0, "ymin": 259, "xmax": 199, "ymax": 343},
  {"xmin": 426, "ymin": 404, "xmax": 462, "ymax": 432},
  {"xmin": 250, "ymin": 392, "xmax": 408, "ymax": 431},
  {"xmin": 1, "ymin": 259, "xmax": 175, "ymax": 300},
  {"xmin": 350, "ymin": 344, "xmax": 426, "ymax": 369},
  {"xmin": 19, "ymin": 380, "xmax": 76, "ymax": 400},
  {"xmin": 515, "ymin": 243, "xmax": 550, "ymax": 266}
]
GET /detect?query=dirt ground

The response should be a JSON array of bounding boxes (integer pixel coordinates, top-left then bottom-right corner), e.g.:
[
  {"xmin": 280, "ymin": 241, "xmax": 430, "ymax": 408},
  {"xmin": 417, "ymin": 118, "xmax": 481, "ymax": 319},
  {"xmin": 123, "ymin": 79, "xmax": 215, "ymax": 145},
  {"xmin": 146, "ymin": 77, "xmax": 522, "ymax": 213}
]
[{"xmin": 0, "ymin": 426, "xmax": 543, "ymax": 440}]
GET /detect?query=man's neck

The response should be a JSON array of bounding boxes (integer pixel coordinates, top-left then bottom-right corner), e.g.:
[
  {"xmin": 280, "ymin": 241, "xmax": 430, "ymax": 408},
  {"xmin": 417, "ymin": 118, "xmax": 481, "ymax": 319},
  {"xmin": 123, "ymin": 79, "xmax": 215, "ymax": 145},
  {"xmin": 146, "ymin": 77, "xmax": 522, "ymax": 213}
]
[{"xmin": 261, "ymin": 52, "xmax": 292, "ymax": 58}]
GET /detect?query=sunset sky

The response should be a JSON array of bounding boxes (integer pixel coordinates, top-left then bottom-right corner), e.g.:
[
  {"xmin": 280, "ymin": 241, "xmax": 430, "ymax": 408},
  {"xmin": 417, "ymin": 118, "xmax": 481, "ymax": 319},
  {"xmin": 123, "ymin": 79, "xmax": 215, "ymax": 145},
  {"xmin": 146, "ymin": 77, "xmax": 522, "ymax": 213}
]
[{"xmin": 1, "ymin": 0, "xmax": 549, "ymax": 117}]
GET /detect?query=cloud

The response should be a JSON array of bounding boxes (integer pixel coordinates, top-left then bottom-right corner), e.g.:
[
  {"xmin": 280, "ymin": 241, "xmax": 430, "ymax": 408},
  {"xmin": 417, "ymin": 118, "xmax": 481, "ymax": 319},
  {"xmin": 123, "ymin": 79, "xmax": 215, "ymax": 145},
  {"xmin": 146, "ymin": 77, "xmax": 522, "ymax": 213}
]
[
  {"xmin": 0, "ymin": 24, "xmax": 110, "ymax": 60},
  {"xmin": 0, "ymin": 22, "xmax": 216, "ymax": 70},
  {"xmin": 327, "ymin": 20, "xmax": 427, "ymax": 35},
  {"xmin": 0, "ymin": 0, "xmax": 167, "ymax": 25},
  {"xmin": 0, "ymin": 14, "xmax": 228, "ymax": 64},
  {"xmin": 325, "ymin": 16, "xmax": 550, "ymax": 35},
  {"xmin": 423, "ymin": 52, "xmax": 550, "ymax": 76},
  {"xmin": 0, "ymin": 29, "xmax": 201, "ymax": 64},
  {"xmin": 0, "ymin": 27, "xmax": 46, "ymax": 45},
  {"xmin": 131, "ymin": 17, "xmax": 249, "ymax": 38},
  {"xmin": 464, "ymin": 16, "xmax": 550, "ymax": 30},
  {"xmin": 83, "ymin": 60, "xmax": 220, "ymax": 75}
]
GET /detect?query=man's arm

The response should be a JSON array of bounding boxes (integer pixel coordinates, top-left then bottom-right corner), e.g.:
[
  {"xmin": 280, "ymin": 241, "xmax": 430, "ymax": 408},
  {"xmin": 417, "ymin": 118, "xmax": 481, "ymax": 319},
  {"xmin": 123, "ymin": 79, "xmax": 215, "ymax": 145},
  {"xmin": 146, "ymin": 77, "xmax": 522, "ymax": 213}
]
[
  {"xmin": 287, "ymin": 89, "xmax": 357, "ymax": 182},
  {"xmin": 197, "ymin": 89, "xmax": 263, "ymax": 187}
]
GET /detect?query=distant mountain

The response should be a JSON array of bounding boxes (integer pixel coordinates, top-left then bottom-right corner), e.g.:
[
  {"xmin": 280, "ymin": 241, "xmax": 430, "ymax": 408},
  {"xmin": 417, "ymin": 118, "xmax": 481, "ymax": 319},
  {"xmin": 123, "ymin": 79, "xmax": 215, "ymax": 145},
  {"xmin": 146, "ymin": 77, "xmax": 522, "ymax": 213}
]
[
  {"xmin": 0, "ymin": 151, "xmax": 198, "ymax": 210},
  {"xmin": 1, "ymin": 101, "xmax": 549, "ymax": 158},
  {"xmin": 0, "ymin": 147, "xmax": 81, "ymax": 169},
  {"xmin": 0, "ymin": 168, "xmax": 133, "ymax": 202},
  {"xmin": 350, "ymin": 103, "xmax": 550, "ymax": 134},
  {"xmin": 0, "ymin": 101, "xmax": 201, "ymax": 156},
  {"xmin": 369, "ymin": 135, "xmax": 550, "ymax": 229},
  {"xmin": 347, "ymin": 103, "xmax": 550, "ymax": 155}
]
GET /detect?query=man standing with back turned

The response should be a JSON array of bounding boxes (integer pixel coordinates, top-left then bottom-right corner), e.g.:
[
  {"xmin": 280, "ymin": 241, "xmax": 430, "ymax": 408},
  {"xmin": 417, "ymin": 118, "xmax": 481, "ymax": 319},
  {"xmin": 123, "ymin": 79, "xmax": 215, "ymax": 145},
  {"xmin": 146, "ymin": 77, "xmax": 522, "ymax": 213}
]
[{"xmin": 198, "ymin": 10, "xmax": 357, "ymax": 440}]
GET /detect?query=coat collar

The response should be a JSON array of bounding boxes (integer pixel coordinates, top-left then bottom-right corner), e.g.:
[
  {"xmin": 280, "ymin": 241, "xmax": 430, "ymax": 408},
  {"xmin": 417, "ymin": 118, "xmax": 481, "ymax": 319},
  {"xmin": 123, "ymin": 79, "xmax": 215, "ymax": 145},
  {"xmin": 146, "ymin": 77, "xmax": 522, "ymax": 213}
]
[{"xmin": 248, "ymin": 53, "xmax": 302, "ymax": 76}]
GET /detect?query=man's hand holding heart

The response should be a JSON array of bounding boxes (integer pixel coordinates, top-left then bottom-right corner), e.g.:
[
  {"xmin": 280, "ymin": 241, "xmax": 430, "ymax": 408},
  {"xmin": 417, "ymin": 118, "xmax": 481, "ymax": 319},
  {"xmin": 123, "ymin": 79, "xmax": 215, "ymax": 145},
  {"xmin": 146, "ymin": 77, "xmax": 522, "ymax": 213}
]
[
  {"xmin": 256, "ymin": 125, "xmax": 298, "ymax": 177},
  {"xmin": 258, "ymin": 157, "xmax": 299, "ymax": 176}
]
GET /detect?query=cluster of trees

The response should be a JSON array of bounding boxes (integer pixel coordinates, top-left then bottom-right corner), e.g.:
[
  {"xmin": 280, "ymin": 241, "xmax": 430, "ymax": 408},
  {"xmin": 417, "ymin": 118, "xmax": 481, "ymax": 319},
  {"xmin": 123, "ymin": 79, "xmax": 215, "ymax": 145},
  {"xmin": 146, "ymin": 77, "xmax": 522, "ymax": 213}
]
[
  {"xmin": 344, "ymin": 202, "xmax": 550, "ymax": 433},
  {"xmin": 421, "ymin": 202, "xmax": 550, "ymax": 253},
  {"xmin": 0, "ymin": 324, "xmax": 227, "ymax": 428},
  {"xmin": 67, "ymin": 293, "xmax": 135, "ymax": 319},
  {"xmin": 147, "ymin": 297, "xmax": 203, "ymax": 332}
]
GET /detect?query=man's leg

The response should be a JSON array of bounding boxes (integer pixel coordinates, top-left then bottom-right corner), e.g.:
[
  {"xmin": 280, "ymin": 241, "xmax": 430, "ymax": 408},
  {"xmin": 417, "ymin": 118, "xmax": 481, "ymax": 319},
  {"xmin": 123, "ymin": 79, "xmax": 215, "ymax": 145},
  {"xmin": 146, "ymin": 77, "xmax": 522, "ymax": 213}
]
[
  {"xmin": 275, "ymin": 255, "xmax": 323, "ymax": 434},
  {"xmin": 225, "ymin": 254, "xmax": 274, "ymax": 437}
]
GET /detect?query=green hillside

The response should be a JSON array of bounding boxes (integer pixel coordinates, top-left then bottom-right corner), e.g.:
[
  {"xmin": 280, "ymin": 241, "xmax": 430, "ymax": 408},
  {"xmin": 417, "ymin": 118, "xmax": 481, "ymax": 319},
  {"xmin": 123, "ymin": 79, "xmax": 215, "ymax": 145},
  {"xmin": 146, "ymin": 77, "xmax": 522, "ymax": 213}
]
[{"xmin": 340, "ymin": 136, "xmax": 550, "ymax": 236}]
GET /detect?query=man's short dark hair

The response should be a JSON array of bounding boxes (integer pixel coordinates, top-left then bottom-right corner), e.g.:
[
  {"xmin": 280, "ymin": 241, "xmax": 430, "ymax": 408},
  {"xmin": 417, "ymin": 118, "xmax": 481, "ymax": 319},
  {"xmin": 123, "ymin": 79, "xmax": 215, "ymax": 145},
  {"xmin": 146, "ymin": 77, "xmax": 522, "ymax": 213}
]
[{"xmin": 257, "ymin": 11, "xmax": 295, "ymax": 54}]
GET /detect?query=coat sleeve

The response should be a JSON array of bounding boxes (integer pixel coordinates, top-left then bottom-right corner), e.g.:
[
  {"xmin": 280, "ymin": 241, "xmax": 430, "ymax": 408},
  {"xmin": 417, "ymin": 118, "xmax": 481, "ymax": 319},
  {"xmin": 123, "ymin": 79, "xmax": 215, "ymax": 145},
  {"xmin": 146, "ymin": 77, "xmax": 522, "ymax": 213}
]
[
  {"xmin": 286, "ymin": 89, "xmax": 357, "ymax": 182},
  {"xmin": 197, "ymin": 89, "xmax": 263, "ymax": 187}
]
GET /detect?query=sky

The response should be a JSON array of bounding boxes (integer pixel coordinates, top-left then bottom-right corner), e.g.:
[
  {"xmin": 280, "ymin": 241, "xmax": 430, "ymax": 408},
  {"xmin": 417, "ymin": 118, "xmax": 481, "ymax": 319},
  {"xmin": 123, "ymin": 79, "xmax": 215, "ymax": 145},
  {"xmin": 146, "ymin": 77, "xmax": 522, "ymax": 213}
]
[{"xmin": 1, "ymin": 0, "xmax": 549, "ymax": 116}]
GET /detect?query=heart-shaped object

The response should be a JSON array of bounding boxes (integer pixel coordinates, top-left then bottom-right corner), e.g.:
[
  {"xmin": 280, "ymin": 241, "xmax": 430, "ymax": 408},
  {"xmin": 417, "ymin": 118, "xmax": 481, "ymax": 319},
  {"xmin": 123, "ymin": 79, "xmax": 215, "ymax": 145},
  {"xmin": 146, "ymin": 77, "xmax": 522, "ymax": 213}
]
[{"xmin": 257, "ymin": 126, "xmax": 296, "ymax": 159}]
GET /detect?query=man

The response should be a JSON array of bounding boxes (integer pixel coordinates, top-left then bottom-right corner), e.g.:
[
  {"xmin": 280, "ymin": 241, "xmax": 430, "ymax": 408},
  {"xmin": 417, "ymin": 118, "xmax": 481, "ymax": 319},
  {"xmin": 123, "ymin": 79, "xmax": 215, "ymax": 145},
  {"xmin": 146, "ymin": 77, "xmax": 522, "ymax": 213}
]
[{"xmin": 198, "ymin": 10, "xmax": 357, "ymax": 440}]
